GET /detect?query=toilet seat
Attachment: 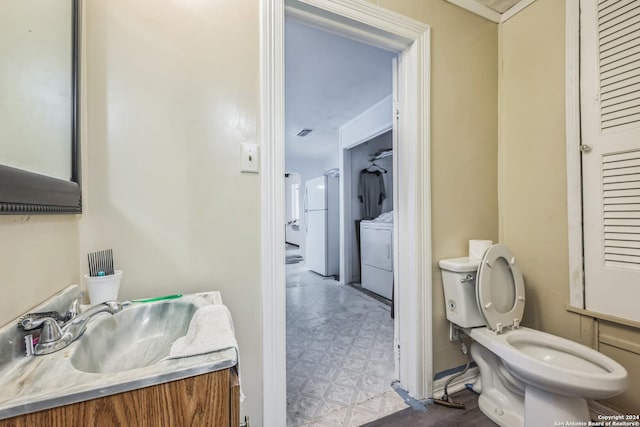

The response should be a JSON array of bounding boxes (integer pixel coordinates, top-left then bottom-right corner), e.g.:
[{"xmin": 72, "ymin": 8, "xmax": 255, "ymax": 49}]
[{"xmin": 477, "ymin": 244, "xmax": 525, "ymax": 333}]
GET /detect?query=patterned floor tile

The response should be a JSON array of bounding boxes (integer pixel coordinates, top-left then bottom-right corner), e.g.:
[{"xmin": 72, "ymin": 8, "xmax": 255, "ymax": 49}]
[
  {"xmin": 354, "ymin": 389, "xmax": 382, "ymax": 403},
  {"xmin": 333, "ymin": 369, "xmax": 363, "ymax": 387},
  {"xmin": 303, "ymin": 419, "xmax": 343, "ymax": 427},
  {"xmin": 318, "ymin": 407, "xmax": 351, "ymax": 426},
  {"xmin": 301, "ymin": 378, "xmax": 332, "ymax": 398},
  {"xmin": 312, "ymin": 364, "xmax": 338, "ymax": 380},
  {"xmin": 290, "ymin": 360, "xmax": 319, "ymax": 378},
  {"xmin": 346, "ymin": 346, "xmax": 372, "ymax": 359},
  {"xmin": 289, "ymin": 395, "xmax": 325, "ymax": 422},
  {"xmin": 324, "ymin": 383, "xmax": 358, "ymax": 405},
  {"xmin": 382, "ymin": 391, "xmax": 409, "ymax": 413},
  {"xmin": 288, "ymin": 376, "xmax": 305, "ymax": 393},
  {"xmin": 354, "ymin": 394, "xmax": 385, "ymax": 413},
  {"xmin": 357, "ymin": 375, "xmax": 388, "ymax": 393},
  {"xmin": 285, "ymin": 246, "xmax": 408, "ymax": 426},
  {"xmin": 299, "ymin": 350, "xmax": 325, "ymax": 364},
  {"xmin": 341, "ymin": 357, "xmax": 367, "ymax": 373},
  {"xmin": 319, "ymin": 352, "xmax": 346, "ymax": 368},
  {"xmin": 345, "ymin": 407, "xmax": 381, "ymax": 427}
]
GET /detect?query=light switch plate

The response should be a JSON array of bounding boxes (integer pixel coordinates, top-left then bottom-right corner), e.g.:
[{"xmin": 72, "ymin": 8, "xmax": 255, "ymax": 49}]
[{"xmin": 240, "ymin": 143, "xmax": 259, "ymax": 173}]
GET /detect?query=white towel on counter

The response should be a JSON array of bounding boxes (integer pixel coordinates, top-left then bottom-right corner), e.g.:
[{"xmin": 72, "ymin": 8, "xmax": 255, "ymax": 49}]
[
  {"xmin": 165, "ymin": 304, "xmax": 243, "ymax": 401},
  {"xmin": 167, "ymin": 304, "xmax": 238, "ymax": 359}
]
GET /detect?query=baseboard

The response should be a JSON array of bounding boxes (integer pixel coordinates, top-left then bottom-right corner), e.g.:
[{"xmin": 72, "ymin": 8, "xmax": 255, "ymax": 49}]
[{"xmin": 432, "ymin": 367, "xmax": 479, "ymax": 398}]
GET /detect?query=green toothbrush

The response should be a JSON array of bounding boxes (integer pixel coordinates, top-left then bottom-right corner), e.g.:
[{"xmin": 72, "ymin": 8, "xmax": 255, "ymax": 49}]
[{"xmin": 125, "ymin": 294, "xmax": 183, "ymax": 304}]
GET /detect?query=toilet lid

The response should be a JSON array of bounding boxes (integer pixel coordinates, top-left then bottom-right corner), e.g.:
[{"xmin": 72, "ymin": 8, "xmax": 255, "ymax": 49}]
[{"xmin": 476, "ymin": 244, "xmax": 525, "ymax": 333}]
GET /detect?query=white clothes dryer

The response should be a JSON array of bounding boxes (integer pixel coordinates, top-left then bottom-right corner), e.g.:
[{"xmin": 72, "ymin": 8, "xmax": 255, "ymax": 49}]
[{"xmin": 360, "ymin": 220, "xmax": 393, "ymax": 299}]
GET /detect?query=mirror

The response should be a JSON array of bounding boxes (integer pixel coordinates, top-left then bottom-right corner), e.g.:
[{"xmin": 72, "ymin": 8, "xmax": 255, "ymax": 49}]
[{"xmin": 0, "ymin": 0, "xmax": 81, "ymax": 214}]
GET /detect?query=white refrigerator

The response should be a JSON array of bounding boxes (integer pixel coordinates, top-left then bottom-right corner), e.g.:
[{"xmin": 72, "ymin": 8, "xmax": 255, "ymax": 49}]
[{"xmin": 304, "ymin": 175, "xmax": 340, "ymax": 277}]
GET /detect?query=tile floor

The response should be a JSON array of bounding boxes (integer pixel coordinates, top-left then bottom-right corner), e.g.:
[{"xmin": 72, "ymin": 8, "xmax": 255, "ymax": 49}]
[{"xmin": 286, "ymin": 246, "xmax": 408, "ymax": 426}]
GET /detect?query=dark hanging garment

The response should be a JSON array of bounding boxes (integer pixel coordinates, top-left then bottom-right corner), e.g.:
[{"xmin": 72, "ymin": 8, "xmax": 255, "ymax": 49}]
[{"xmin": 358, "ymin": 170, "xmax": 386, "ymax": 219}]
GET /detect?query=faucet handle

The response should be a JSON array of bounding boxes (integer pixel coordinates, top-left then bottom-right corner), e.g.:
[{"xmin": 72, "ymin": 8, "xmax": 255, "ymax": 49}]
[
  {"xmin": 20, "ymin": 317, "xmax": 63, "ymax": 343},
  {"xmin": 64, "ymin": 295, "xmax": 82, "ymax": 321}
]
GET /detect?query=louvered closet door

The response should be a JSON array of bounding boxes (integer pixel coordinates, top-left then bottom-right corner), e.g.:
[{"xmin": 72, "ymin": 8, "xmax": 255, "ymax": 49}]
[{"xmin": 582, "ymin": 0, "xmax": 640, "ymax": 322}]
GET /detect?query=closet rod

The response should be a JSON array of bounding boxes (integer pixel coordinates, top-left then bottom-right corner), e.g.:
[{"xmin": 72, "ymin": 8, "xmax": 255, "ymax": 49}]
[{"xmin": 370, "ymin": 150, "xmax": 393, "ymax": 161}]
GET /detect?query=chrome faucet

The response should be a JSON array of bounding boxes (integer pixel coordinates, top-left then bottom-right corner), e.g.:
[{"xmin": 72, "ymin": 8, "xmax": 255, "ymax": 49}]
[{"xmin": 20, "ymin": 301, "xmax": 124, "ymax": 356}]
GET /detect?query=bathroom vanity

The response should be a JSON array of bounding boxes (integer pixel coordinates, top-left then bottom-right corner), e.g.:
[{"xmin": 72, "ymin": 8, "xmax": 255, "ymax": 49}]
[
  {"xmin": 0, "ymin": 287, "xmax": 240, "ymax": 426},
  {"xmin": 0, "ymin": 367, "xmax": 239, "ymax": 427}
]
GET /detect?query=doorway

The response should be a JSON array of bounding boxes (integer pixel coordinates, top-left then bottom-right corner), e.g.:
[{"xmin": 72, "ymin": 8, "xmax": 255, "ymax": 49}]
[
  {"xmin": 260, "ymin": 2, "xmax": 432, "ymax": 426},
  {"xmin": 284, "ymin": 17, "xmax": 399, "ymax": 425}
]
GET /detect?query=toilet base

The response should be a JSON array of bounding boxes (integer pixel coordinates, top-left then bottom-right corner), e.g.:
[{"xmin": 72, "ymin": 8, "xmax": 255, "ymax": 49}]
[
  {"xmin": 477, "ymin": 394, "xmax": 523, "ymax": 427},
  {"xmin": 525, "ymin": 386, "xmax": 590, "ymax": 426},
  {"xmin": 472, "ymin": 343, "xmax": 524, "ymax": 427},
  {"xmin": 472, "ymin": 341, "xmax": 592, "ymax": 427}
]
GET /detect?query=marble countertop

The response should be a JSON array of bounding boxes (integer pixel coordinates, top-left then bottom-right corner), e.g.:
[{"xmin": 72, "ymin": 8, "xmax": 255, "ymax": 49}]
[{"xmin": 0, "ymin": 286, "xmax": 237, "ymax": 420}]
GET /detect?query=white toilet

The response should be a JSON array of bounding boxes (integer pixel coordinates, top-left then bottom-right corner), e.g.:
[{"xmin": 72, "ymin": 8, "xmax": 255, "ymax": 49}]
[{"xmin": 439, "ymin": 244, "xmax": 628, "ymax": 427}]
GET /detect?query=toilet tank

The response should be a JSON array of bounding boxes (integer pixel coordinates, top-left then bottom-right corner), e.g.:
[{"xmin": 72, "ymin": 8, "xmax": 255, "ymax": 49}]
[{"xmin": 438, "ymin": 257, "xmax": 485, "ymax": 328}]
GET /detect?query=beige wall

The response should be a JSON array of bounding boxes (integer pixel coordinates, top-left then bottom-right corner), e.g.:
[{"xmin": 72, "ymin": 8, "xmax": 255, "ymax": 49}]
[
  {"xmin": 0, "ymin": 216, "xmax": 80, "ymax": 326},
  {"xmin": 499, "ymin": 0, "xmax": 639, "ymax": 412},
  {"xmin": 367, "ymin": 0, "xmax": 499, "ymax": 375},
  {"xmin": 499, "ymin": 0, "xmax": 580, "ymax": 338},
  {"xmin": 82, "ymin": 0, "xmax": 262, "ymax": 422},
  {"xmin": 0, "ymin": 0, "xmax": 81, "ymax": 328}
]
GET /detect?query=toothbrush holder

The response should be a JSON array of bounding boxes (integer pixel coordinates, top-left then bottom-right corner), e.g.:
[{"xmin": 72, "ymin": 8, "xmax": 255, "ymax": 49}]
[{"xmin": 85, "ymin": 270, "xmax": 123, "ymax": 304}]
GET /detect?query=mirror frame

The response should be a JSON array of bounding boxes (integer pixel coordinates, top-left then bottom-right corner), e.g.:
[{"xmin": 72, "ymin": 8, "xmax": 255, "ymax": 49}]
[{"xmin": 0, "ymin": 0, "xmax": 81, "ymax": 215}]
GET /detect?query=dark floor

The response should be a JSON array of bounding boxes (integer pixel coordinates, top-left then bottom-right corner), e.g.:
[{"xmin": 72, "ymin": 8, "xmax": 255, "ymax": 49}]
[
  {"xmin": 363, "ymin": 389, "xmax": 498, "ymax": 427},
  {"xmin": 347, "ymin": 283, "xmax": 392, "ymax": 307}
]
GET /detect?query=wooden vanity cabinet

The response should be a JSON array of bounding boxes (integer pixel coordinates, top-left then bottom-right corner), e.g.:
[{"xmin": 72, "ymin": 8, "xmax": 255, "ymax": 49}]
[{"xmin": 0, "ymin": 367, "xmax": 240, "ymax": 427}]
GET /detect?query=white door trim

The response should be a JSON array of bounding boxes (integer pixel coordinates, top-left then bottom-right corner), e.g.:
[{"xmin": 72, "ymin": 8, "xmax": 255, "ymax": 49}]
[
  {"xmin": 260, "ymin": 1, "xmax": 431, "ymax": 425},
  {"xmin": 565, "ymin": 0, "xmax": 584, "ymax": 309},
  {"xmin": 340, "ymin": 145, "xmax": 352, "ymax": 284},
  {"xmin": 260, "ymin": 1, "xmax": 287, "ymax": 426}
]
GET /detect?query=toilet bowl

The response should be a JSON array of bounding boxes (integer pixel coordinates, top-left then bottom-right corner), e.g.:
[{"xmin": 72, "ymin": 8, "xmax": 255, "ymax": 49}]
[
  {"xmin": 439, "ymin": 244, "xmax": 628, "ymax": 427},
  {"xmin": 475, "ymin": 327, "xmax": 628, "ymax": 399}
]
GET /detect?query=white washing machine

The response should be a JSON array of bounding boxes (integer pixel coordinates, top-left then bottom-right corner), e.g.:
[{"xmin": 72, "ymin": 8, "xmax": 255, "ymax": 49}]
[{"xmin": 360, "ymin": 220, "xmax": 393, "ymax": 299}]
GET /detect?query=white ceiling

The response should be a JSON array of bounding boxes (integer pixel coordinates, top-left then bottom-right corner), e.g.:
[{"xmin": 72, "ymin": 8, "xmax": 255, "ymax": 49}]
[
  {"xmin": 475, "ymin": 0, "xmax": 523, "ymax": 13},
  {"xmin": 446, "ymin": 0, "xmax": 534, "ymax": 22},
  {"xmin": 285, "ymin": 19, "xmax": 395, "ymax": 162}
]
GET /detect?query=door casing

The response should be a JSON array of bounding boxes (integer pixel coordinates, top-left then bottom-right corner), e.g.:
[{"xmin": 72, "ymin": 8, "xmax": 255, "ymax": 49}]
[{"xmin": 260, "ymin": 1, "xmax": 432, "ymax": 425}]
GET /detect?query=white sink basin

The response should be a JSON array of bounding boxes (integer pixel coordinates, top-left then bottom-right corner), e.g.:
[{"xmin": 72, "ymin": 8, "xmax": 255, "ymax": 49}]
[{"xmin": 70, "ymin": 301, "xmax": 197, "ymax": 373}]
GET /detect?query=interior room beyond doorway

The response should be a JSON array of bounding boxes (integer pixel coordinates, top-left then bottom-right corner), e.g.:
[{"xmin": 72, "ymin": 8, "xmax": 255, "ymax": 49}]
[{"xmin": 283, "ymin": 14, "xmax": 400, "ymax": 427}]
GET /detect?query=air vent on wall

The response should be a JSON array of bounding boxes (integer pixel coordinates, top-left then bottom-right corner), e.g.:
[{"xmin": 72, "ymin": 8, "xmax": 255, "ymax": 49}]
[{"xmin": 297, "ymin": 129, "xmax": 313, "ymax": 137}]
